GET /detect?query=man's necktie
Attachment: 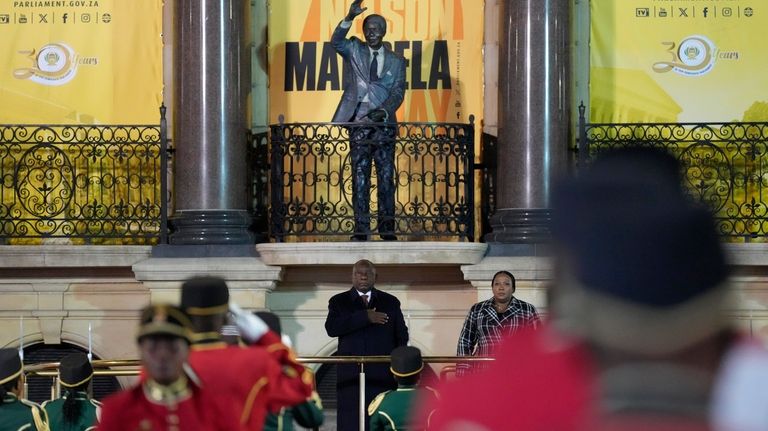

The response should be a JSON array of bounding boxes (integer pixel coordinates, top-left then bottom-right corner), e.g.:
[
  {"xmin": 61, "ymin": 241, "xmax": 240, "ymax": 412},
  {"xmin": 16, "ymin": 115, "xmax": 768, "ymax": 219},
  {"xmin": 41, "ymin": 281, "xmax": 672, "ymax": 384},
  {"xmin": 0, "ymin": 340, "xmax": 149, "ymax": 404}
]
[
  {"xmin": 361, "ymin": 295, "xmax": 369, "ymax": 308},
  {"xmin": 370, "ymin": 51, "xmax": 379, "ymax": 81}
]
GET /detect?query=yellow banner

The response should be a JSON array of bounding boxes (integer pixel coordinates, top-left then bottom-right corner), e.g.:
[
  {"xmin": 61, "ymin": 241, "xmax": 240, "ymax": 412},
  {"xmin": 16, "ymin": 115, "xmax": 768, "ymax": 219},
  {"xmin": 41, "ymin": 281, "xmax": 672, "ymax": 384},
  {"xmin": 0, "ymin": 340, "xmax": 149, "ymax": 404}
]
[
  {"xmin": 268, "ymin": 0, "xmax": 484, "ymax": 125},
  {"xmin": 590, "ymin": 0, "xmax": 768, "ymax": 123},
  {"xmin": 0, "ymin": 0, "xmax": 162, "ymax": 124}
]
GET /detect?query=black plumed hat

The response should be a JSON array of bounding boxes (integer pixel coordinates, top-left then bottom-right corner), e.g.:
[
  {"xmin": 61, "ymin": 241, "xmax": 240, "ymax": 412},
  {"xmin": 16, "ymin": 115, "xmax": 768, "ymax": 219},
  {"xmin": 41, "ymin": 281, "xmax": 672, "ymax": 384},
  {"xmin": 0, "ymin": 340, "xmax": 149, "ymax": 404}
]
[
  {"xmin": 180, "ymin": 276, "xmax": 229, "ymax": 316},
  {"xmin": 552, "ymin": 147, "xmax": 728, "ymax": 306}
]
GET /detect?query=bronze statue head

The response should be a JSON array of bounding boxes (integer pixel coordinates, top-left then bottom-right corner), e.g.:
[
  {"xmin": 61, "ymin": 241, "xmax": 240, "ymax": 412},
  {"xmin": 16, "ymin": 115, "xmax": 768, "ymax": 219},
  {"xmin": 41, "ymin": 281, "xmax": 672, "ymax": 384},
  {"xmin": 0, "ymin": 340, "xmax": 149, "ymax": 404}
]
[{"xmin": 363, "ymin": 14, "xmax": 387, "ymax": 49}]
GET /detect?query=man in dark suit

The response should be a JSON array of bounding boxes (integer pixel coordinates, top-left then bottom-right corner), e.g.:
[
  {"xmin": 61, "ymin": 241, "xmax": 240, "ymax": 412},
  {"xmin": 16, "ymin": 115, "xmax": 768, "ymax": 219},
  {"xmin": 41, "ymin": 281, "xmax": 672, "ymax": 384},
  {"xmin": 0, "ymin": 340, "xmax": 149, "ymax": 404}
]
[
  {"xmin": 331, "ymin": 0, "xmax": 407, "ymax": 241},
  {"xmin": 325, "ymin": 259, "xmax": 409, "ymax": 431}
]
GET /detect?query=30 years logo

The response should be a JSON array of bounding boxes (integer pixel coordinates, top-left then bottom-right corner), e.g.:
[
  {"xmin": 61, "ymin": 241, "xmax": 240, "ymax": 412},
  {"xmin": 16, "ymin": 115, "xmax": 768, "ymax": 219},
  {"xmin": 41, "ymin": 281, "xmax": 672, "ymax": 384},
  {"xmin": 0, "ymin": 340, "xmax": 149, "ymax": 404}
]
[
  {"xmin": 652, "ymin": 35, "xmax": 716, "ymax": 76},
  {"xmin": 13, "ymin": 43, "xmax": 79, "ymax": 86}
]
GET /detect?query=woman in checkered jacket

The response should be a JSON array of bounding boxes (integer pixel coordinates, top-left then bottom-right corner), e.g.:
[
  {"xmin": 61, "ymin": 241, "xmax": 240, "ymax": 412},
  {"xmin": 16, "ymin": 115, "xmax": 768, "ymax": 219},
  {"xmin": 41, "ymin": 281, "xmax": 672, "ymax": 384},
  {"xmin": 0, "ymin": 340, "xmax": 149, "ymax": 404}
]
[{"xmin": 455, "ymin": 270, "xmax": 541, "ymax": 376}]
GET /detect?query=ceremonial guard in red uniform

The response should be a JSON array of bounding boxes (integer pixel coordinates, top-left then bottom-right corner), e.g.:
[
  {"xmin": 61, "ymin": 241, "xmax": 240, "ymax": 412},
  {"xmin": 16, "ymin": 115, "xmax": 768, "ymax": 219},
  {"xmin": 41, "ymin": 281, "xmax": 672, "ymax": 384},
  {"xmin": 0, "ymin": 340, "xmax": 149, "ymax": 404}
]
[
  {"xmin": 98, "ymin": 304, "xmax": 239, "ymax": 431},
  {"xmin": 180, "ymin": 277, "xmax": 313, "ymax": 430}
]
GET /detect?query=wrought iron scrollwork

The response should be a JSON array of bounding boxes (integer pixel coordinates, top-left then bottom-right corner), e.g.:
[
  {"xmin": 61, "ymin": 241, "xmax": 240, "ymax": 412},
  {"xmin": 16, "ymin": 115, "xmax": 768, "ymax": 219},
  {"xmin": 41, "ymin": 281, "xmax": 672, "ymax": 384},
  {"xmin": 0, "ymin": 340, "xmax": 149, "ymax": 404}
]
[
  {"xmin": 581, "ymin": 120, "xmax": 768, "ymax": 240},
  {"xmin": 270, "ymin": 121, "xmax": 475, "ymax": 241},
  {"xmin": 0, "ymin": 124, "xmax": 163, "ymax": 243}
]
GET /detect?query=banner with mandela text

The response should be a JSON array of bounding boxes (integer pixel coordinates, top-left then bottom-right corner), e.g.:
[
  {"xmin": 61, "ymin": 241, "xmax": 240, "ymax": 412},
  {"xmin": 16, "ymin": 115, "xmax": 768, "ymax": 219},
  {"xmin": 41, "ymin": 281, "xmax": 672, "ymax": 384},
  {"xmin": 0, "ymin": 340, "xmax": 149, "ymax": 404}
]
[
  {"xmin": 0, "ymin": 0, "xmax": 162, "ymax": 124},
  {"xmin": 590, "ymin": 0, "xmax": 768, "ymax": 123},
  {"xmin": 268, "ymin": 0, "xmax": 484, "ymax": 126}
]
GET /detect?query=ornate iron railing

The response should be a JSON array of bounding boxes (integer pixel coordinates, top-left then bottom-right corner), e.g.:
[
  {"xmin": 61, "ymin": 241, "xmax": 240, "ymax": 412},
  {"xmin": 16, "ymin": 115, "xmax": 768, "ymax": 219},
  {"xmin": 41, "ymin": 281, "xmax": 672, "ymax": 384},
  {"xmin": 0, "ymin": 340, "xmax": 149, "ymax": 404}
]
[
  {"xmin": 248, "ymin": 130, "xmax": 270, "ymax": 241},
  {"xmin": 0, "ymin": 109, "xmax": 167, "ymax": 244},
  {"xmin": 578, "ymin": 104, "xmax": 768, "ymax": 240},
  {"xmin": 478, "ymin": 133, "xmax": 497, "ymax": 237},
  {"xmin": 270, "ymin": 118, "xmax": 475, "ymax": 241}
]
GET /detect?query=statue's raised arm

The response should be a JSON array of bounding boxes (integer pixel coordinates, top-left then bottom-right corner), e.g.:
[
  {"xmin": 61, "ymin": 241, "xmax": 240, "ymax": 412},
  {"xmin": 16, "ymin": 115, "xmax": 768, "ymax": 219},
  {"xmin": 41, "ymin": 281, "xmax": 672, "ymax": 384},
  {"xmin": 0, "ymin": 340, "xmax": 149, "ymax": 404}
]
[{"xmin": 345, "ymin": 0, "xmax": 367, "ymax": 22}]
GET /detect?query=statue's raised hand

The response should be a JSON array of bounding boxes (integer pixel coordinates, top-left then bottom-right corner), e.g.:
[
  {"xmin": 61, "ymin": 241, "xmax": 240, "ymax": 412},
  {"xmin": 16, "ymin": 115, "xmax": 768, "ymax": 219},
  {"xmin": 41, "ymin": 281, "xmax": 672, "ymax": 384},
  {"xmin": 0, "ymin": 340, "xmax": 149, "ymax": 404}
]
[{"xmin": 346, "ymin": 0, "xmax": 367, "ymax": 21}]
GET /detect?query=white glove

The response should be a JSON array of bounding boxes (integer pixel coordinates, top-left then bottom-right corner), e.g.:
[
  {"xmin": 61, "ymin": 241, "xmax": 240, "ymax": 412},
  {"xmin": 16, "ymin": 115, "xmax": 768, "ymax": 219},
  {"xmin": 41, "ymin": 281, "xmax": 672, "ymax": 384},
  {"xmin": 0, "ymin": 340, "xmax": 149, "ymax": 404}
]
[
  {"xmin": 281, "ymin": 334, "xmax": 293, "ymax": 349},
  {"xmin": 229, "ymin": 303, "xmax": 269, "ymax": 343}
]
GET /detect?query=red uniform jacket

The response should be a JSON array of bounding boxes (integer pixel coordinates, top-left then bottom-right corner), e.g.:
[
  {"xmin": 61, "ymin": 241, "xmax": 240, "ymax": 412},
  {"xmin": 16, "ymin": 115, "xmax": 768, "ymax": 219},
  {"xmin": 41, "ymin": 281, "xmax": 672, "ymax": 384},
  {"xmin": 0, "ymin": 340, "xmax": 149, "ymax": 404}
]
[
  {"xmin": 188, "ymin": 331, "xmax": 313, "ymax": 430},
  {"xmin": 422, "ymin": 326, "xmax": 718, "ymax": 431},
  {"xmin": 97, "ymin": 378, "xmax": 237, "ymax": 431}
]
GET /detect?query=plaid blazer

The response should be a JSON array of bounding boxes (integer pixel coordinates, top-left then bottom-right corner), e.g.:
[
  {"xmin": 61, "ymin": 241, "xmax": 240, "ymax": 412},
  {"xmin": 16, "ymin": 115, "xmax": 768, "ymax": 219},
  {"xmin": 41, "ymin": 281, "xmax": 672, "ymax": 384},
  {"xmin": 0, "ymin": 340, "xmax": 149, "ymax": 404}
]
[{"xmin": 456, "ymin": 297, "xmax": 541, "ymax": 376}]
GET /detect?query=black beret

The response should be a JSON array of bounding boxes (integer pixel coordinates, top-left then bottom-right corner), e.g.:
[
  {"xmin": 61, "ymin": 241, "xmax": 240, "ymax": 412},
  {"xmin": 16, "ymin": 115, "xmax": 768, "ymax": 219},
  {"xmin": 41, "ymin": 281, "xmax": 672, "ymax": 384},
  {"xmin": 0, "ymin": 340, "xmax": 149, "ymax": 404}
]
[
  {"xmin": 552, "ymin": 147, "xmax": 728, "ymax": 307},
  {"xmin": 137, "ymin": 304, "xmax": 192, "ymax": 343},
  {"xmin": 390, "ymin": 346, "xmax": 423, "ymax": 377},
  {"xmin": 180, "ymin": 276, "xmax": 230, "ymax": 316},
  {"xmin": 59, "ymin": 353, "xmax": 93, "ymax": 388},
  {"xmin": 0, "ymin": 348, "xmax": 22, "ymax": 386}
]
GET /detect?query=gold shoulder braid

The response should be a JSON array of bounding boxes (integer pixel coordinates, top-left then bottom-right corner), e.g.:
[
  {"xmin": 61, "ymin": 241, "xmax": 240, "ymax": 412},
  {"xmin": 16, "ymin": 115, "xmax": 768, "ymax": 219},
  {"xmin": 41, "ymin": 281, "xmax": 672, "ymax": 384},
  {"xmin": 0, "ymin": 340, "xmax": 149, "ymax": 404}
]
[{"xmin": 143, "ymin": 376, "xmax": 191, "ymax": 405}]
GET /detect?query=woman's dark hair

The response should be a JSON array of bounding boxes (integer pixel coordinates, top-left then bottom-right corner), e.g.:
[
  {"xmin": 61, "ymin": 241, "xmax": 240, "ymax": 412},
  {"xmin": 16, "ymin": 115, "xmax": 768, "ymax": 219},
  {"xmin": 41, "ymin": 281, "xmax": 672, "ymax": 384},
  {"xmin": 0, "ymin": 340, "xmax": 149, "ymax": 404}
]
[
  {"xmin": 61, "ymin": 381, "xmax": 89, "ymax": 425},
  {"xmin": 0, "ymin": 376, "xmax": 19, "ymax": 399},
  {"xmin": 492, "ymin": 271, "xmax": 516, "ymax": 293}
]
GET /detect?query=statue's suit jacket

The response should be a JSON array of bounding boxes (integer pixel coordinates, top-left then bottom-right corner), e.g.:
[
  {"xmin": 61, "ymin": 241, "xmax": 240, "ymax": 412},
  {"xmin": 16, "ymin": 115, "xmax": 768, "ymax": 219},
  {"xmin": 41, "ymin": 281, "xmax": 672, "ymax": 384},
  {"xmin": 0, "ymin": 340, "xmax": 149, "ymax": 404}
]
[{"xmin": 331, "ymin": 21, "xmax": 407, "ymax": 123}]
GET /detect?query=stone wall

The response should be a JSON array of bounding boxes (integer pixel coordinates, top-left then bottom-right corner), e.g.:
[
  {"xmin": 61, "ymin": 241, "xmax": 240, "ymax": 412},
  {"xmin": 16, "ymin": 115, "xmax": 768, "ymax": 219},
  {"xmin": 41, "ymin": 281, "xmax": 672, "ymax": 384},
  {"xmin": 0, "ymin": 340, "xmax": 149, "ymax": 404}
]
[{"xmin": 1, "ymin": 243, "xmax": 766, "ymax": 377}]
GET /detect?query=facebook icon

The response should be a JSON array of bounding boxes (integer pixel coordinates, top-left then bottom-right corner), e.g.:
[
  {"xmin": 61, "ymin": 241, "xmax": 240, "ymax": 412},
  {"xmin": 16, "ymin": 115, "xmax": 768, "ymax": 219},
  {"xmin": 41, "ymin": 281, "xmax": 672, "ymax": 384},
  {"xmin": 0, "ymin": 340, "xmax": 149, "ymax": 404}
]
[
  {"xmin": 703, "ymin": 7, "xmax": 709, "ymax": 17},
  {"xmin": 63, "ymin": 13, "xmax": 68, "ymax": 23}
]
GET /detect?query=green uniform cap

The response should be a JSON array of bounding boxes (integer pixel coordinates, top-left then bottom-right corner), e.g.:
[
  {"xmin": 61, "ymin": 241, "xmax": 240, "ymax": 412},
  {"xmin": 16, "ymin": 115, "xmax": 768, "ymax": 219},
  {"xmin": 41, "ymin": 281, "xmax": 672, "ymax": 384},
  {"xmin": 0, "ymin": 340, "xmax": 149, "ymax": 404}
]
[
  {"xmin": 59, "ymin": 353, "xmax": 93, "ymax": 388},
  {"xmin": 0, "ymin": 348, "xmax": 22, "ymax": 386}
]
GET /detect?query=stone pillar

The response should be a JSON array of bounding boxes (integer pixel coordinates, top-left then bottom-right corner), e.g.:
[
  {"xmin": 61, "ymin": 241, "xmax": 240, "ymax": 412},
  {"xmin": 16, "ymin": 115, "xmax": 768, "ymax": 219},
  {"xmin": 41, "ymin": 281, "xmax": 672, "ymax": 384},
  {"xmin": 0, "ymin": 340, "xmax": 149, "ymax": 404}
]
[
  {"xmin": 485, "ymin": 0, "xmax": 570, "ymax": 246},
  {"xmin": 169, "ymin": 0, "xmax": 254, "ymax": 245}
]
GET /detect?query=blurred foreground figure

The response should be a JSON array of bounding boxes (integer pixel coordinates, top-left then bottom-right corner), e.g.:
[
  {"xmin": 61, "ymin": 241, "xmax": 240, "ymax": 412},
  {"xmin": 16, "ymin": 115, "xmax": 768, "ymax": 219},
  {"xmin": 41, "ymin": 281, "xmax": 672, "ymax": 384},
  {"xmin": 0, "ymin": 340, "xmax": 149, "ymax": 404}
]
[
  {"xmin": 423, "ymin": 148, "xmax": 768, "ymax": 431},
  {"xmin": 256, "ymin": 311, "xmax": 325, "ymax": 431},
  {"xmin": 43, "ymin": 353, "xmax": 101, "ymax": 430},
  {"xmin": 98, "ymin": 304, "xmax": 238, "ymax": 430},
  {"xmin": 181, "ymin": 276, "xmax": 313, "ymax": 431}
]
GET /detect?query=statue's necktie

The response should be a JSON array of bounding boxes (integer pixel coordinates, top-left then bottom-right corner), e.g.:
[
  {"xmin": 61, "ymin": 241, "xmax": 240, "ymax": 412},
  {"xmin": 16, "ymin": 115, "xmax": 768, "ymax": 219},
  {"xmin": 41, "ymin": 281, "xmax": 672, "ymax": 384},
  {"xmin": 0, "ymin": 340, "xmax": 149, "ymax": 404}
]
[{"xmin": 370, "ymin": 51, "xmax": 379, "ymax": 81}]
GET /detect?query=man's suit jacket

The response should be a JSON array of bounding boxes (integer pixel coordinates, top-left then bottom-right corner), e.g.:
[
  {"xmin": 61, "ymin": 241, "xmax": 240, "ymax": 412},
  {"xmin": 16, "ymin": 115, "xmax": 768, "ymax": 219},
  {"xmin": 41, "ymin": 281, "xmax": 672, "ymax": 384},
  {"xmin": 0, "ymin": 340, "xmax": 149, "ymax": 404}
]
[
  {"xmin": 330, "ymin": 21, "xmax": 407, "ymax": 123},
  {"xmin": 325, "ymin": 287, "xmax": 409, "ymax": 384}
]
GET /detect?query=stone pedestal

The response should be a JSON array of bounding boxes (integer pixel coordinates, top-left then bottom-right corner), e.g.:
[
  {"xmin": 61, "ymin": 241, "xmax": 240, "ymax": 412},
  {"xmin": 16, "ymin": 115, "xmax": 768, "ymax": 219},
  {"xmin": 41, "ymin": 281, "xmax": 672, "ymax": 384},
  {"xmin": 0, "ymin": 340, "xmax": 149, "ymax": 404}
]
[{"xmin": 132, "ymin": 257, "xmax": 282, "ymax": 308}]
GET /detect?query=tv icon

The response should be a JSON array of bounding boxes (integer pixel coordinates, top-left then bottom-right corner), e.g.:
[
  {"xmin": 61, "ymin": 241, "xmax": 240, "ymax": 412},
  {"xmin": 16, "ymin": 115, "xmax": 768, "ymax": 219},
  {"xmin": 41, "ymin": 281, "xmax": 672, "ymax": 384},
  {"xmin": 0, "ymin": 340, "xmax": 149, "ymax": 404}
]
[{"xmin": 636, "ymin": 8, "xmax": 650, "ymax": 17}]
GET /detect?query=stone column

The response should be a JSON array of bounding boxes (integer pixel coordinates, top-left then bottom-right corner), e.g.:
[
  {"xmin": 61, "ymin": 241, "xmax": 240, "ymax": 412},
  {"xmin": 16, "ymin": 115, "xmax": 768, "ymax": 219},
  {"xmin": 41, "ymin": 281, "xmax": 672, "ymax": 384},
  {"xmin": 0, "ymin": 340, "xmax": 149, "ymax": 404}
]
[
  {"xmin": 485, "ymin": 0, "xmax": 570, "ymax": 246},
  {"xmin": 169, "ymin": 0, "xmax": 254, "ymax": 245}
]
